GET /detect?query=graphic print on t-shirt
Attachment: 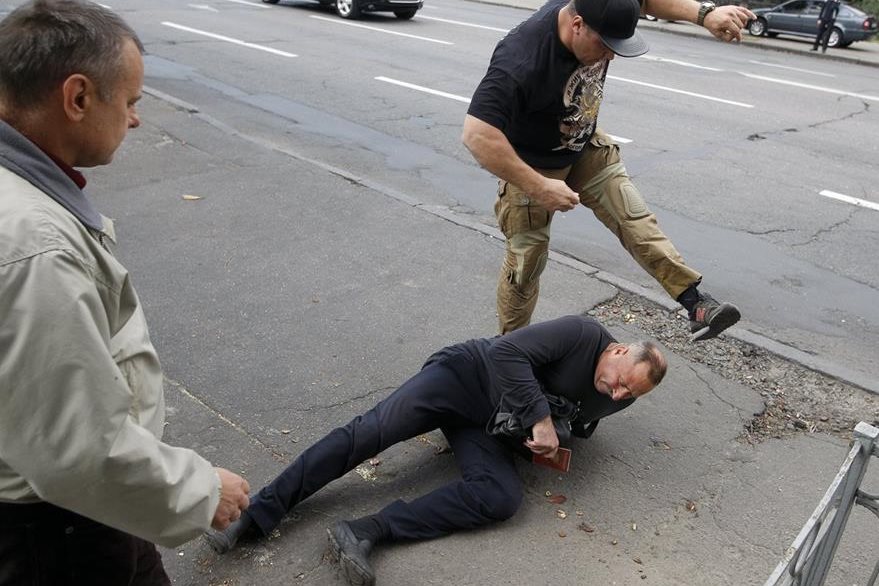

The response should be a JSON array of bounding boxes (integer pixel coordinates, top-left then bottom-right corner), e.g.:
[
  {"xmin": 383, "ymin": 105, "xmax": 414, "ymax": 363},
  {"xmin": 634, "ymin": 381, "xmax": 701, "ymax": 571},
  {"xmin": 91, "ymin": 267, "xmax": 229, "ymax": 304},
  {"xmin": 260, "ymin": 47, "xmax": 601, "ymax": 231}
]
[{"xmin": 554, "ymin": 60, "xmax": 608, "ymax": 153}]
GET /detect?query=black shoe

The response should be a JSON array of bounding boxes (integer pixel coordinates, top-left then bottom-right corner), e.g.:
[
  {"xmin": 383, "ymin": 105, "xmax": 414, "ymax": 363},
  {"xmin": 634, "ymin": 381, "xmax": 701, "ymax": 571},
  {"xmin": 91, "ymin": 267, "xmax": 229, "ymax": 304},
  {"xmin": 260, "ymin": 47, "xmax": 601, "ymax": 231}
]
[
  {"xmin": 203, "ymin": 513, "xmax": 259, "ymax": 554},
  {"xmin": 689, "ymin": 294, "xmax": 740, "ymax": 341},
  {"xmin": 327, "ymin": 521, "xmax": 376, "ymax": 586}
]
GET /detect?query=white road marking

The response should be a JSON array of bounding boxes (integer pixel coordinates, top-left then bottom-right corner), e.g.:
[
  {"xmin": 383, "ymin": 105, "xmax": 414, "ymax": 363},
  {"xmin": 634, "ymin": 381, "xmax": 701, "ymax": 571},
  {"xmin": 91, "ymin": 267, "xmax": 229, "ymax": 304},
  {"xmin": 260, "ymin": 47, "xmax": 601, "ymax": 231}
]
[
  {"xmin": 376, "ymin": 76, "xmax": 471, "ymax": 103},
  {"xmin": 819, "ymin": 190, "xmax": 879, "ymax": 212},
  {"xmin": 608, "ymin": 75, "xmax": 754, "ymax": 108},
  {"xmin": 417, "ymin": 15, "xmax": 510, "ymax": 32},
  {"xmin": 748, "ymin": 60, "xmax": 836, "ymax": 78},
  {"xmin": 189, "ymin": 4, "xmax": 220, "ymax": 12},
  {"xmin": 608, "ymin": 134, "xmax": 632, "ymax": 144},
  {"xmin": 638, "ymin": 54, "xmax": 723, "ymax": 72},
  {"xmin": 161, "ymin": 22, "xmax": 298, "ymax": 57},
  {"xmin": 221, "ymin": 0, "xmax": 271, "ymax": 7},
  {"xmin": 309, "ymin": 15, "xmax": 453, "ymax": 45},
  {"xmin": 375, "ymin": 77, "xmax": 634, "ymax": 143},
  {"xmin": 739, "ymin": 72, "xmax": 879, "ymax": 102}
]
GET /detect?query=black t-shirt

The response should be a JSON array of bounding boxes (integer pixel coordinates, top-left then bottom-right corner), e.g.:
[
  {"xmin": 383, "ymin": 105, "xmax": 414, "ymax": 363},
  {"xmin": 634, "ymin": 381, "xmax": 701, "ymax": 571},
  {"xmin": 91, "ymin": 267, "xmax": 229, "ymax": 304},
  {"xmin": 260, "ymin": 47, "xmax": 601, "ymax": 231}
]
[
  {"xmin": 468, "ymin": 0, "xmax": 610, "ymax": 169},
  {"xmin": 427, "ymin": 315, "xmax": 635, "ymax": 431}
]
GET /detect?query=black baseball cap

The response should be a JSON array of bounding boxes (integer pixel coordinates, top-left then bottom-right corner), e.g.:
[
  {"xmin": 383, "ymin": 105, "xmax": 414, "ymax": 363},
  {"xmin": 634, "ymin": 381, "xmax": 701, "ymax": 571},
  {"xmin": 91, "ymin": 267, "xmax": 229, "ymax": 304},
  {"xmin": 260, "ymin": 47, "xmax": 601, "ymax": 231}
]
[{"xmin": 574, "ymin": 0, "xmax": 648, "ymax": 57}]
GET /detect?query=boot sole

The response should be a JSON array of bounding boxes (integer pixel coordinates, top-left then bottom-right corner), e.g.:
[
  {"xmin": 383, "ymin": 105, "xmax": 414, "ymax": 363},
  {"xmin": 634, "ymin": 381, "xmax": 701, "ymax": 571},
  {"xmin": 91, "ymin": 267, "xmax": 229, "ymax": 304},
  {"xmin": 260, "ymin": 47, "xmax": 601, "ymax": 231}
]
[
  {"xmin": 691, "ymin": 303, "xmax": 741, "ymax": 341},
  {"xmin": 327, "ymin": 528, "xmax": 375, "ymax": 586}
]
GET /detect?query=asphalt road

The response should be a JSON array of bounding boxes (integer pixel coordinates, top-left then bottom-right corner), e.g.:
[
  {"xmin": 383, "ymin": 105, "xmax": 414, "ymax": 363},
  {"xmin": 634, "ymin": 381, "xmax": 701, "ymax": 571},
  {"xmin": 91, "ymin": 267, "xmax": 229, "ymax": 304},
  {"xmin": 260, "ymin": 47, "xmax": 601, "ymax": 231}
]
[{"xmin": 90, "ymin": 0, "xmax": 879, "ymax": 390}]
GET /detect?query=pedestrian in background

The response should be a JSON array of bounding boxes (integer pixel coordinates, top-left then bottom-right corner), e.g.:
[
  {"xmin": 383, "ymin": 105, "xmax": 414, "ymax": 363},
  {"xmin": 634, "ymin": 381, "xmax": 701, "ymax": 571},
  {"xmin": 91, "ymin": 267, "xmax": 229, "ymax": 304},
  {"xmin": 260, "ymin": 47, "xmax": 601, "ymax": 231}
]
[
  {"xmin": 463, "ymin": 0, "xmax": 755, "ymax": 340},
  {"xmin": 812, "ymin": 0, "xmax": 841, "ymax": 52},
  {"xmin": 0, "ymin": 2, "xmax": 250, "ymax": 584}
]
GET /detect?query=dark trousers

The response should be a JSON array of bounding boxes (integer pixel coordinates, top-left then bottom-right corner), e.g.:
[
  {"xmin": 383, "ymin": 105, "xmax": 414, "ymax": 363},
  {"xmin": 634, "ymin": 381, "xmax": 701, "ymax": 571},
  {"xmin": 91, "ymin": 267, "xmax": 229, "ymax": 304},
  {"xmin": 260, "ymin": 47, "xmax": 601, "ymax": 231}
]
[
  {"xmin": 813, "ymin": 21, "xmax": 832, "ymax": 50},
  {"xmin": 246, "ymin": 354, "xmax": 523, "ymax": 541},
  {"xmin": 0, "ymin": 502, "xmax": 170, "ymax": 586}
]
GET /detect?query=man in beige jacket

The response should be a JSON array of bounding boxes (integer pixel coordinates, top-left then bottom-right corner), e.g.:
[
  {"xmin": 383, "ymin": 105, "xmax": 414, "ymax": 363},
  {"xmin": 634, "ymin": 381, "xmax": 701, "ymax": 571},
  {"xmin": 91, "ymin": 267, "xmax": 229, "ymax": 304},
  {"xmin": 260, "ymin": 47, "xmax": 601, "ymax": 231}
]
[{"xmin": 0, "ymin": 1, "xmax": 249, "ymax": 584}]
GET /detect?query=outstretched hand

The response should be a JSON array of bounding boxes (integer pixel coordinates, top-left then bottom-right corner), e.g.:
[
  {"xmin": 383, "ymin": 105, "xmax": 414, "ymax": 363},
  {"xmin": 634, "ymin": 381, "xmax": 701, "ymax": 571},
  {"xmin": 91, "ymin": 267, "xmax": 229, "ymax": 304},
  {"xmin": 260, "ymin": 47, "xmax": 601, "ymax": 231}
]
[
  {"xmin": 525, "ymin": 415, "xmax": 559, "ymax": 459},
  {"xmin": 704, "ymin": 5, "xmax": 756, "ymax": 42}
]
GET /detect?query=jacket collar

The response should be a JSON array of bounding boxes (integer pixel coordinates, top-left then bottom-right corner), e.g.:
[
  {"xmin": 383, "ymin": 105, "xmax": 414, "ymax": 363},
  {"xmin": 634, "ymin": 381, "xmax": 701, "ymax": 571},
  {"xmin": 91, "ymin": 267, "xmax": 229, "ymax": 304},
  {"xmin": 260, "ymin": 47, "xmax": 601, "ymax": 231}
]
[{"xmin": 0, "ymin": 119, "xmax": 103, "ymax": 231}]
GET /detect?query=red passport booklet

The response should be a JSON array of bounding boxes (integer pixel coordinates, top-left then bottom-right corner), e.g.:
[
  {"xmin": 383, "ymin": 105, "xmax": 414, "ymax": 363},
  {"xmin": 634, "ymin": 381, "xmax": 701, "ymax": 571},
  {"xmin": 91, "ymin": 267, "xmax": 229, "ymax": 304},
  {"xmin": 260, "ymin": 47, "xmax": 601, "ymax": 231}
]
[{"xmin": 533, "ymin": 447, "xmax": 572, "ymax": 472}]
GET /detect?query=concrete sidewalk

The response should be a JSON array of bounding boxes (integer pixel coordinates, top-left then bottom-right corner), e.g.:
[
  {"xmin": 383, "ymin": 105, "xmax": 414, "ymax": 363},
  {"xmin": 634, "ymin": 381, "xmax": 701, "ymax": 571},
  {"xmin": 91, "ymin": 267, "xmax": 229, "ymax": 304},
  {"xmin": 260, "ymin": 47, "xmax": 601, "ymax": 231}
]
[{"xmin": 89, "ymin": 91, "xmax": 879, "ymax": 585}]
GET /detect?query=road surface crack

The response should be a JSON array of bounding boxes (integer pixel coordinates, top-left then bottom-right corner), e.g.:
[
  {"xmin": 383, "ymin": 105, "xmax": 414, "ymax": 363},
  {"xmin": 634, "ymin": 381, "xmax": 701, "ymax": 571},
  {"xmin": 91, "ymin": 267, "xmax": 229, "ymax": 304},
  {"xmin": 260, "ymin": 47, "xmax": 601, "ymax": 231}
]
[{"xmin": 791, "ymin": 207, "xmax": 856, "ymax": 247}]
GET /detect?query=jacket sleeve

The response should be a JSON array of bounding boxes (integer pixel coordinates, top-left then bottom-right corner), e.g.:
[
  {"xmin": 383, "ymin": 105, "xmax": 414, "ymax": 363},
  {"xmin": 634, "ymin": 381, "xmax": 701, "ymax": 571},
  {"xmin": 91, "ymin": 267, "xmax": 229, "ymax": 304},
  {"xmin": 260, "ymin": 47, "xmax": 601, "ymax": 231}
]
[
  {"xmin": 0, "ymin": 250, "xmax": 219, "ymax": 547},
  {"xmin": 487, "ymin": 315, "xmax": 589, "ymax": 430}
]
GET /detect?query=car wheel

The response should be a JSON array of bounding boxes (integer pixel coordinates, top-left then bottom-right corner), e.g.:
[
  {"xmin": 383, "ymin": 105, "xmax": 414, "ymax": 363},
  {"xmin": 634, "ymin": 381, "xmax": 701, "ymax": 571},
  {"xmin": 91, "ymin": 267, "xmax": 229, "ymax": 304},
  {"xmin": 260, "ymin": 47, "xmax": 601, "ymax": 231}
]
[
  {"xmin": 336, "ymin": 0, "xmax": 361, "ymax": 19},
  {"xmin": 394, "ymin": 8, "xmax": 416, "ymax": 19},
  {"xmin": 748, "ymin": 17, "xmax": 767, "ymax": 36},
  {"xmin": 827, "ymin": 27, "xmax": 843, "ymax": 48}
]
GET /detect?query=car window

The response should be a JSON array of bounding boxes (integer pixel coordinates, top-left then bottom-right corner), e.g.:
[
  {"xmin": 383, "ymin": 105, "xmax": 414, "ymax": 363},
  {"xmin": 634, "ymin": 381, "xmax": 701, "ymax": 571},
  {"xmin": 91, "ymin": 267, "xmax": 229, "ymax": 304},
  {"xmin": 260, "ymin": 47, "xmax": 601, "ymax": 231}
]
[
  {"xmin": 839, "ymin": 4, "xmax": 864, "ymax": 16},
  {"xmin": 804, "ymin": 1, "xmax": 821, "ymax": 14},
  {"xmin": 781, "ymin": 0, "xmax": 809, "ymax": 12}
]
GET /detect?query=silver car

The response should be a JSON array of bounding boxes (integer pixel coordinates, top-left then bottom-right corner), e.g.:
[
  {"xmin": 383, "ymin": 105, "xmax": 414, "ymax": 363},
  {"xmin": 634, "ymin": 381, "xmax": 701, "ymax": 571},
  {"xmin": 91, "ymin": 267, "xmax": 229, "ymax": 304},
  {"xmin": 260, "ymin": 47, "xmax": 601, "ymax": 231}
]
[{"xmin": 748, "ymin": 0, "xmax": 878, "ymax": 47}]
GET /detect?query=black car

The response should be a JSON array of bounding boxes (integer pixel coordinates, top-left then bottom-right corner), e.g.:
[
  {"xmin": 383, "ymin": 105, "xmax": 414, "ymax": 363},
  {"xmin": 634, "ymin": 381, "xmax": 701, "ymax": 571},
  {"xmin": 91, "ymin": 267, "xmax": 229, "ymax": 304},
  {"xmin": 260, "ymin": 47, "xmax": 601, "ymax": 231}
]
[
  {"xmin": 748, "ymin": 0, "xmax": 878, "ymax": 47},
  {"xmin": 262, "ymin": 0, "xmax": 422, "ymax": 19}
]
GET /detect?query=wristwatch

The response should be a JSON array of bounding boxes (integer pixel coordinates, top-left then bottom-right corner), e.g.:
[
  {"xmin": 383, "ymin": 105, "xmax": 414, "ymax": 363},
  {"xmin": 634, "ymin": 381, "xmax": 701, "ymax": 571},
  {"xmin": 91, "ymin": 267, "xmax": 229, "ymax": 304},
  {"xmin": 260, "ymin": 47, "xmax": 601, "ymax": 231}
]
[{"xmin": 697, "ymin": 0, "xmax": 716, "ymax": 26}]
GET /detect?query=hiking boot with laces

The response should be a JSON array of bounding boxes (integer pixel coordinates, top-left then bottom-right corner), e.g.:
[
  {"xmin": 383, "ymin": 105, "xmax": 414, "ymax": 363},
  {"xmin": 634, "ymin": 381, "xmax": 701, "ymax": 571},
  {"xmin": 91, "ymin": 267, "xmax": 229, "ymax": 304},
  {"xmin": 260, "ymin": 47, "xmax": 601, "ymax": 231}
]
[{"xmin": 689, "ymin": 294, "xmax": 740, "ymax": 341}]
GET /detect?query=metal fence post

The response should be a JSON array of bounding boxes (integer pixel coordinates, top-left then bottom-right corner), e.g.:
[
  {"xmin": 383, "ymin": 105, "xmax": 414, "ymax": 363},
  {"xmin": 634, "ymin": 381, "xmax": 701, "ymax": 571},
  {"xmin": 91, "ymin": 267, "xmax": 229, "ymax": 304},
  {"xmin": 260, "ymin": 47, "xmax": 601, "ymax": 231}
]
[{"xmin": 764, "ymin": 421, "xmax": 879, "ymax": 586}]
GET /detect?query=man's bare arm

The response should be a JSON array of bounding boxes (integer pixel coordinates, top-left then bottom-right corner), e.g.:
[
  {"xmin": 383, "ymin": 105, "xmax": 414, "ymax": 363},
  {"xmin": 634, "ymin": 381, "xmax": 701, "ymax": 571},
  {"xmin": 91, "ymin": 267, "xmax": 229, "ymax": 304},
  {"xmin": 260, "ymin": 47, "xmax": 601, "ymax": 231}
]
[
  {"xmin": 642, "ymin": 0, "xmax": 755, "ymax": 41},
  {"xmin": 462, "ymin": 114, "xmax": 578, "ymax": 212}
]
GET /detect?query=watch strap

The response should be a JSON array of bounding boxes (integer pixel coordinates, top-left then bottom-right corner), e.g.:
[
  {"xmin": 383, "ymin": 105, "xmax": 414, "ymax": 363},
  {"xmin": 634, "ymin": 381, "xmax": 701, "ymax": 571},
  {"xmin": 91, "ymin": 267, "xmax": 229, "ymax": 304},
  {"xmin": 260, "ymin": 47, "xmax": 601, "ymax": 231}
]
[{"xmin": 697, "ymin": 1, "xmax": 716, "ymax": 26}]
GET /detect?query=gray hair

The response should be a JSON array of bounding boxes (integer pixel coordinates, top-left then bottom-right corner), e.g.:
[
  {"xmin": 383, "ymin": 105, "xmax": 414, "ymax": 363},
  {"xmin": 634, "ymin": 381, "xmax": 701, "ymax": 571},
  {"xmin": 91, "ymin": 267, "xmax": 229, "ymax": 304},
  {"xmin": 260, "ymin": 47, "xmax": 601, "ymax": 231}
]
[
  {"xmin": 630, "ymin": 341, "xmax": 667, "ymax": 386},
  {"xmin": 0, "ymin": 0, "xmax": 143, "ymax": 109}
]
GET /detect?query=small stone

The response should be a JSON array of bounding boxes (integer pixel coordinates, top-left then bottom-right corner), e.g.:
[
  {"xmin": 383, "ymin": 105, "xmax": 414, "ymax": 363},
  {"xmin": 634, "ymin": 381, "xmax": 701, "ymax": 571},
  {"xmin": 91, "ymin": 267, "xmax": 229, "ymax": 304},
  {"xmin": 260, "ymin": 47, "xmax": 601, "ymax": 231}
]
[
  {"xmin": 633, "ymin": 557, "xmax": 642, "ymax": 564},
  {"xmin": 611, "ymin": 539, "xmax": 618, "ymax": 545},
  {"xmin": 559, "ymin": 531, "xmax": 567, "ymax": 538},
  {"xmin": 556, "ymin": 509, "xmax": 567, "ymax": 519}
]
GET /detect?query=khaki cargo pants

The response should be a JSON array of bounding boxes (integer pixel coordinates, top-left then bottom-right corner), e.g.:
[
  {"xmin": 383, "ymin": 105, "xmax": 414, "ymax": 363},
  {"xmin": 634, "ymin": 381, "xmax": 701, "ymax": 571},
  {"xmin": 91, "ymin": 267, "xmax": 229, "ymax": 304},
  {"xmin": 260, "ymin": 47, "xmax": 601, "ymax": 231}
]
[{"xmin": 494, "ymin": 129, "xmax": 701, "ymax": 334}]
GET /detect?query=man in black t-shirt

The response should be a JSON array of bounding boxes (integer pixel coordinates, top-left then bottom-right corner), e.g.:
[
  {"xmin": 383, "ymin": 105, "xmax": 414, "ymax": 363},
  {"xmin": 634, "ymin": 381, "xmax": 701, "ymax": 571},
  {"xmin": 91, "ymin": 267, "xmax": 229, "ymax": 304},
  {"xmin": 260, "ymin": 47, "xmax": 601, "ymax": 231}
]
[
  {"xmin": 463, "ymin": 0, "xmax": 754, "ymax": 341},
  {"xmin": 204, "ymin": 315, "xmax": 666, "ymax": 586}
]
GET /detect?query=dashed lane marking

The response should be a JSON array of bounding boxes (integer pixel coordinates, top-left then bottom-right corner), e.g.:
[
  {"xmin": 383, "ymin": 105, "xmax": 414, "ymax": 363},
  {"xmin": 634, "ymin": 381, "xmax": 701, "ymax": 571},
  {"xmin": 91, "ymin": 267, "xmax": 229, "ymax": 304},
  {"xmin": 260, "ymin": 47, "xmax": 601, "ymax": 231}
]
[
  {"xmin": 739, "ymin": 72, "xmax": 879, "ymax": 102},
  {"xmin": 309, "ymin": 15, "xmax": 453, "ymax": 45},
  {"xmin": 820, "ymin": 190, "xmax": 879, "ymax": 212},
  {"xmin": 608, "ymin": 75, "xmax": 755, "ymax": 108},
  {"xmin": 748, "ymin": 60, "xmax": 836, "ymax": 77},
  {"xmin": 161, "ymin": 22, "xmax": 298, "ymax": 57}
]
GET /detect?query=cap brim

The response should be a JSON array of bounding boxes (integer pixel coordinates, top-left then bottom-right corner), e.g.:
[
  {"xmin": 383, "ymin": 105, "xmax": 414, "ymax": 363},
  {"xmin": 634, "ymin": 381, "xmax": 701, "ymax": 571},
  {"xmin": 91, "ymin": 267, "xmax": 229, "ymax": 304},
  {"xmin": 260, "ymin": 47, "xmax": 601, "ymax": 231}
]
[{"xmin": 600, "ymin": 29, "xmax": 648, "ymax": 57}]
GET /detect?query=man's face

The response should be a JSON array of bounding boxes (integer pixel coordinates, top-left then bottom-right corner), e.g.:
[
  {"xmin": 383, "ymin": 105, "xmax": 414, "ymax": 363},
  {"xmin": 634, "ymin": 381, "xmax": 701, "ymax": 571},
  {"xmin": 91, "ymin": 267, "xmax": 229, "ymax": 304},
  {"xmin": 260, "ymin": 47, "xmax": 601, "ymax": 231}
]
[
  {"xmin": 76, "ymin": 38, "xmax": 143, "ymax": 167},
  {"xmin": 593, "ymin": 344, "xmax": 655, "ymax": 402},
  {"xmin": 570, "ymin": 19, "xmax": 615, "ymax": 66}
]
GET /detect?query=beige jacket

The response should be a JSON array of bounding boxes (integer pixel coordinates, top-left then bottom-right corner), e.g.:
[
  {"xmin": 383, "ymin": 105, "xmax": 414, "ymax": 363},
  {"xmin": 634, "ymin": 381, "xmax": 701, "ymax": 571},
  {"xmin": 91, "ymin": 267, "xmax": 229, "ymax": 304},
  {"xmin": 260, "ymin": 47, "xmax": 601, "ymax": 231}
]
[{"xmin": 0, "ymin": 126, "xmax": 219, "ymax": 547}]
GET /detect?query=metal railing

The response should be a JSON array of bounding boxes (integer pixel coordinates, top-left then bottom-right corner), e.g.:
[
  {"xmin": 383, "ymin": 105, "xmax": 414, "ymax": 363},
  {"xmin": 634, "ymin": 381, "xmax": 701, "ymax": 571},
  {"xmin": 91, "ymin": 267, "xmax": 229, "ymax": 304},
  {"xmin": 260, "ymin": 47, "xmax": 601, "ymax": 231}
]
[{"xmin": 765, "ymin": 421, "xmax": 879, "ymax": 586}]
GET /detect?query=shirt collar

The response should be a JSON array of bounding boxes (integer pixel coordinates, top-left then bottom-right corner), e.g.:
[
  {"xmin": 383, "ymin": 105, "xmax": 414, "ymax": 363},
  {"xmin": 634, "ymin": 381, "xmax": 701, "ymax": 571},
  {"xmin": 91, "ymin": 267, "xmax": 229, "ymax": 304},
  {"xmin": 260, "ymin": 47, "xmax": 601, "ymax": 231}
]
[{"xmin": 0, "ymin": 119, "xmax": 103, "ymax": 231}]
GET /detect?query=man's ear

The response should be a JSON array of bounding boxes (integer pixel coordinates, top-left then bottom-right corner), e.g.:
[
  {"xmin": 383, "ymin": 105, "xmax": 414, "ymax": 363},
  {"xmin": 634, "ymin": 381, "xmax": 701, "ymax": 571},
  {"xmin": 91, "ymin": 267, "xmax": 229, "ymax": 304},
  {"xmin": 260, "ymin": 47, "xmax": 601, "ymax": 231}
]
[
  {"xmin": 609, "ymin": 343, "xmax": 629, "ymax": 355},
  {"xmin": 61, "ymin": 74, "xmax": 93, "ymax": 122}
]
